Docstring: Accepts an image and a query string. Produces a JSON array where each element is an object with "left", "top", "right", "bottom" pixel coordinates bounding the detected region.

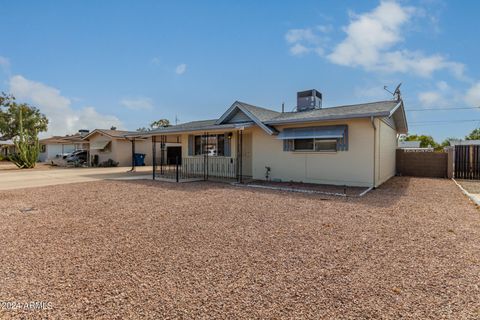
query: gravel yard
[{"left": 0, "top": 177, "right": 479, "bottom": 319}]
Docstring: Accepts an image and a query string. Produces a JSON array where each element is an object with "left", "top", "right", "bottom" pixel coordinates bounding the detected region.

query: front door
[{"left": 166, "top": 146, "right": 182, "bottom": 165}]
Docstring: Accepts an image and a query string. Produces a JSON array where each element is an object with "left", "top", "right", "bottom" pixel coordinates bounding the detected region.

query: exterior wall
[
  {"left": 134, "top": 139, "right": 153, "bottom": 166},
  {"left": 376, "top": 118, "right": 397, "bottom": 186},
  {"left": 88, "top": 132, "right": 152, "bottom": 167},
  {"left": 251, "top": 119, "right": 376, "bottom": 187},
  {"left": 89, "top": 133, "right": 115, "bottom": 166},
  {"left": 39, "top": 144, "right": 77, "bottom": 162},
  {"left": 111, "top": 139, "right": 134, "bottom": 167}
]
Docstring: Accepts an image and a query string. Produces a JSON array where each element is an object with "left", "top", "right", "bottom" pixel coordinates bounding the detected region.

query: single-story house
[
  {"left": 0, "top": 140, "right": 14, "bottom": 158},
  {"left": 132, "top": 89, "right": 408, "bottom": 187},
  {"left": 83, "top": 129, "right": 152, "bottom": 167},
  {"left": 398, "top": 140, "right": 421, "bottom": 148},
  {"left": 448, "top": 139, "right": 480, "bottom": 146},
  {"left": 39, "top": 130, "right": 90, "bottom": 162}
]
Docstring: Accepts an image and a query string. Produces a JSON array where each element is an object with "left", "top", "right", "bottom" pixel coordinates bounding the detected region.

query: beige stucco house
[
  {"left": 131, "top": 89, "right": 408, "bottom": 187},
  {"left": 38, "top": 130, "right": 90, "bottom": 162},
  {"left": 83, "top": 129, "right": 152, "bottom": 167}
]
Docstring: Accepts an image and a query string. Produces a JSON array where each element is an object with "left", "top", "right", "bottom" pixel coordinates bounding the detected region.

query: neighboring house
[
  {"left": 39, "top": 130, "right": 90, "bottom": 162},
  {"left": 133, "top": 89, "right": 408, "bottom": 187},
  {"left": 397, "top": 140, "right": 434, "bottom": 152},
  {"left": 0, "top": 140, "right": 14, "bottom": 158},
  {"left": 448, "top": 139, "right": 480, "bottom": 146},
  {"left": 83, "top": 129, "right": 152, "bottom": 167},
  {"left": 398, "top": 140, "right": 421, "bottom": 148}
]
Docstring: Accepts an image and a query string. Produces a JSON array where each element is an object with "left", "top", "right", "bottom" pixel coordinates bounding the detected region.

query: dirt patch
[
  {"left": 0, "top": 161, "right": 54, "bottom": 171},
  {"left": 0, "top": 177, "right": 479, "bottom": 319}
]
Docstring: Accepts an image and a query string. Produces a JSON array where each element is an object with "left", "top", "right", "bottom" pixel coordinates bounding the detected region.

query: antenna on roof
[
  {"left": 281, "top": 102, "right": 285, "bottom": 113},
  {"left": 175, "top": 114, "right": 179, "bottom": 125},
  {"left": 384, "top": 83, "right": 402, "bottom": 101}
]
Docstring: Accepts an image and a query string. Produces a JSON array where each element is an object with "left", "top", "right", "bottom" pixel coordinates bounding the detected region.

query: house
[
  {"left": 398, "top": 140, "right": 421, "bottom": 148},
  {"left": 83, "top": 129, "right": 152, "bottom": 167},
  {"left": 448, "top": 139, "right": 480, "bottom": 146},
  {"left": 39, "top": 130, "right": 90, "bottom": 162},
  {"left": 397, "top": 140, "right": 434, "bottom": 152},
  {"left": 133, "top": 89, "right": 408, "bottom": 187},
  {"left": 0, "top": 140, "right": 14, "bottom": 158}
]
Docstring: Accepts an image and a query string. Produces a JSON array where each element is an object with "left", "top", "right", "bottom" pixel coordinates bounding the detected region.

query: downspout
[{"left": 370, "top": 116, "right": 376, "bottom": 189}]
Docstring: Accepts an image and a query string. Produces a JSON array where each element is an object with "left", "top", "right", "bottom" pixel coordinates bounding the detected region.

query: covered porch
[{"left": 131, "top": 125, "right": 253, "bottom": 183}]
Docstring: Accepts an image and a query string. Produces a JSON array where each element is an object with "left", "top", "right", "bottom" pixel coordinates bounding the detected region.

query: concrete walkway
[{"left": 0, "top": 166, "right": 153, "bottom": 191}]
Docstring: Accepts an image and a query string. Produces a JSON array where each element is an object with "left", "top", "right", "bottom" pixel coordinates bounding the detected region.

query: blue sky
[{"left": 0, "top": 0, "right": 479, "bottom": 141}]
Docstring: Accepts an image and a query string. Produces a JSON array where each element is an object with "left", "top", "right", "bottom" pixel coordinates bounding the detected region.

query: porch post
[
  {"left": 239, "top": 129, "right": 243, "bottom": 183},
  {"left": 204, "top": 131, "right": 209, "bottom": 181},
  {"left": 152, "top": 136, "right": 156, "bottom": 180},
  {"left": 131, "top": 138, "right": 136, "bottom": 172},
  {"left": 160, "top": 135, "right": 164, "bottom": 175}
]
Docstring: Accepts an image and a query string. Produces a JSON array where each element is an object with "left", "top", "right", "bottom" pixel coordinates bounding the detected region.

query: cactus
[{"left": 8, "top": 109, "right": 40, "bottom": 169}]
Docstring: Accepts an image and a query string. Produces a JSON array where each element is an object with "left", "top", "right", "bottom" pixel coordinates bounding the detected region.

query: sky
[{"left": 0, "top": 0, "right": 479, "bottom": 141}]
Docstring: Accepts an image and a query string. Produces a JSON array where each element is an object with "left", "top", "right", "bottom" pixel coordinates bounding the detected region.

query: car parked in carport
[{"left": 50, "top": 150, "right": 88, "bottom": 166}]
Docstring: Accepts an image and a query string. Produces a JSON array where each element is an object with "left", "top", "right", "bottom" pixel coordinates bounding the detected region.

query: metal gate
[
  {"left": 152, "top": 135, "right": 239, "bottom": 182},
  {"left": 455, "top": 145, "right": 480, "bottom": 179}
]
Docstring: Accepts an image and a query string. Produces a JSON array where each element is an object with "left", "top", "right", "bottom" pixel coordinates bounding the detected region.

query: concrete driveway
[{"left": 0, "top": 166, "right": 153, "bottom": 190}]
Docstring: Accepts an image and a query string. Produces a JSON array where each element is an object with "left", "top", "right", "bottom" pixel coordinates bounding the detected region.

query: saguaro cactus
[{"left": 9, "top": 109, "right": 40, "bottom": 169}]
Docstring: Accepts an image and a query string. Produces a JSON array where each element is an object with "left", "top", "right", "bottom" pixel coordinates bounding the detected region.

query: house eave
[{"left": 264, "top": 112, "right": 392, "bottom": 126}]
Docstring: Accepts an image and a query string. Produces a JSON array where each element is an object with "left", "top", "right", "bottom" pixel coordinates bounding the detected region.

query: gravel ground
[
  {"left": 456, "top": 179, "right": 480, "bottom": 194},
  {"left": 0, "top": 177, "right": 479, "bottom": 319},
  {"left": 0, "top": 161, "right": 53, "bottom": 171},
  {"left": 242, "top": 180, "right": 368, "bottom": 196}
]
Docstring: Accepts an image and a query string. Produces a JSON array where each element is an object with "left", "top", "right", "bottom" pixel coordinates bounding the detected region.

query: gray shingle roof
[
  {"left": 264, "top": 100, "right": 399, "bottom": 124},
  {"left": 235, "top": 101, "right": 281, "bottom": 122},
  {"left": 129, "top": 99, "right": 406, "bottom": 137}
]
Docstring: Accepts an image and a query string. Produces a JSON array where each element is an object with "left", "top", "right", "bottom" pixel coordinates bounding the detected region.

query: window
[
  {"left": 294, "top": 139, "right": 314, "bottom": 151},
  {"left": 314, "top": 139, "right": 337, "bottom": 151},
  {"left": 293, "top": 138, "right": 337, "bottom": 152},
  {"left": 194, "top": 134, "right": 225, "bottom": 156}
]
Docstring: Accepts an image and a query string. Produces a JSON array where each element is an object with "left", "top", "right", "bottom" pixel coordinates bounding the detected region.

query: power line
[
  {"left": 409, "top": 119, "right": 480, "bottom": 126},
  {"left": 406, "top": 107, "right": 480, "bottom": 111},
  {"left": 410, "top": 119, "right": 480, "bottom": 123}
]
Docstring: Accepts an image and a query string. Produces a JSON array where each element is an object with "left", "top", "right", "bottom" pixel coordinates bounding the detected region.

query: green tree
[
  {"left": 440, "top": 137, "right": 458, "bottom": 147},
  {"left": 150, "top": 119, "right": 170, "bottom": 129},
  {"left": 403, "top": 134, "right": 438, "bottom": 148},
  {"left": 136, "top": 119, "right": 170, "bottom": 132},
  {"left": 465, "top": 128, "right": 480, "bottom": 140},
  {"left": 0, "top": 92, "right": 48, "bottom": 140}
]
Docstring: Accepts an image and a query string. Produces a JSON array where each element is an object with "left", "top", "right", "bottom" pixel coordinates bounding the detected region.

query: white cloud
[
  {"left": 418, "top": 91, "right": 444, "bottom": 107},
  {"left": 465, "top": 82, "right": 480, "bottom": 107},
  {"left": 120, "top": 97, "right": 154, "bottom": 110},
  {"left": 0, "top": 56, "right": 10, "bottom": 72},
  {"left": 9, "top": 75, "right": 122, "bottom": 137},
  {"left": 289, "top": 43, "right": 310, "bottom": 56},
  {"left": 151, "top": 57, "right": 161, "bottom": 65},
  {"left": 417, "top": 81, "right": 462, "bottom": 108},
  {"left": 285, "top": 26, "right": 330, "bottom": 56},
  {"left": 175, "top": 63, "right": 187, "bottom": 75},
  {"left": 314, "top": 1, "right": 465, "bottom": 78}
]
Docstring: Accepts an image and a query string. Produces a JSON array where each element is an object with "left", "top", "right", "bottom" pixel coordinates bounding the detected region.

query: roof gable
[{"left": 216, "top": 101, "right": 278, "bottom": 135}]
